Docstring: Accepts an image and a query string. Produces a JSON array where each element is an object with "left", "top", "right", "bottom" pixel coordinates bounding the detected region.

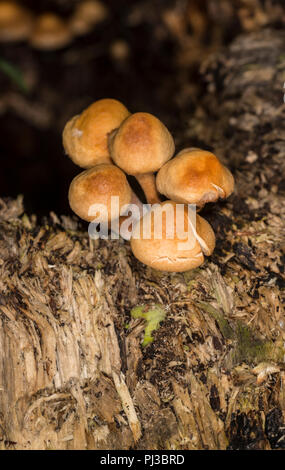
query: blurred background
[{"left": 0, "top": 0, "right": 284, "bottom": 215}]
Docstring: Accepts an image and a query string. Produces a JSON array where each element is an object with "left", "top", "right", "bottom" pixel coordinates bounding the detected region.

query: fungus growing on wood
[
  {"left": 109, "top": 112, "right": 175, "bottom": 204},
  {"left": 156, "top": 148, "right": 234, "bottom": 208},
  {"left": 63, "top": 98, "right": 130, "bottom": 169},
  {"left": 130, "top": 200, "right": 215, "bottom": 272},
  {"left": 62, "top": 100, "right": 237, "bottom": 273},
  {"left": 68, "top": 163, "right": 133, "bottom": 224}
]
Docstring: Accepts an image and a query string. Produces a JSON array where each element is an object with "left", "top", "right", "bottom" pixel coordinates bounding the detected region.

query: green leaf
[
  {"left": 0, "top": 58, "right": 29, "bottom": 94},
  {"left": 131, "top": 304, "right": 166, "bottom": 347}
]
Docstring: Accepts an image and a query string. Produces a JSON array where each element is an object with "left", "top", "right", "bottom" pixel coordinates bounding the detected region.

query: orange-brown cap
[
  {"left": 68, "top": 163, "right": 132, "bottom": 223},
  {"left": 156, "top": 148, "right": 234, "bottom": 207},
  {"left": 29, "top": 13, "right": 72, "bottom": 50},
  {"left": 63, "top": 98, "right": 130, "bottom": 169},
  {"left": 0, "top": 1, "right": 33, "bottom": 42},
  {"left": 69, "top": 0, "right": 108, "bottom": 36},
  {"left": 130, "top": 201, "right": 215, "bottom": 272},
  {"left": 109, "top": 112, "right": 175, "bottom": 176}
]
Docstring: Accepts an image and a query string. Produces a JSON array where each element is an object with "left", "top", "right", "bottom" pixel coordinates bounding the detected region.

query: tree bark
[{"left": 0, "top": 28, "right": 285, "bottom": 450}]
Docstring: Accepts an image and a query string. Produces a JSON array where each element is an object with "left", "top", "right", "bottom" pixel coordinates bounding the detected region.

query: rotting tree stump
[{"left": 0, "top": 29, "right": 285, "bottom": 450}]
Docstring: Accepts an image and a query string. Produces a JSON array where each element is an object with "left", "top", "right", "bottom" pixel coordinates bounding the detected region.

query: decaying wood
[{"left": 0, "top": 28, "right": 285, "bottom": 450}]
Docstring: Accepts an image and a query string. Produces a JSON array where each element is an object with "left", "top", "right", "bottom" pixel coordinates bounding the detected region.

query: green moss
[
  {"left": 198, "top": 301, "right": 285, "bottom": 365},
  {"left": 232, "top": 322, "right": 285, "bottom": 364},
  {"left": 131, "top": 304, "right": 166, "bottom": 347},
  {"left": 198, "top": 301, "right": 235, "bottom": 340},
  {"left": 278, "top": 54, "right": 285, "bottom": 62},
  {"left": 183, "top": 268, "right": 200, "bottom": 284},
  {"left": 242, "top": 63, "right": 262, "bottom": 71}
]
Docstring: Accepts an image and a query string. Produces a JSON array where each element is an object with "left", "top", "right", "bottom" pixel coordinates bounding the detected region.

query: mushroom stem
[
  {"left": 118, "top": 191, "right": 143, "bottom": 227},
  {"left": 135, "top": 173, "right": 162, "bottom": 205},
  {"left": 115, "top": 192, "right": 143, "bottom": 240},
  {"left": 129, "top": 191, "right": 144, "bottom": 215}
]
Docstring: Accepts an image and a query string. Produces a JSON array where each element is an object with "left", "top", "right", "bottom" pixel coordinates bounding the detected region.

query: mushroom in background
[
  {"left": 69, "top": 0, "right": 108, "bottom": 36},
  {"left": 109, "top": 112, "right": 175, "bottom": 204},
  {"left": 156, "top": 148, "right": 234, "bottom": 209},
  {"left": 63, "top": 99, "right": 130, "bottom": 169},
  {"left": 110, "top": 39, "right": 130, "bottom": 63},
  {"left": 0, "top": 1, "right": 33, "bottom": 42},
  {"left": 130, "top": 200, "right": 215, "bottom": 272},
  {"left": 29, "top": 12, "right": 72, "bottom": 50}
]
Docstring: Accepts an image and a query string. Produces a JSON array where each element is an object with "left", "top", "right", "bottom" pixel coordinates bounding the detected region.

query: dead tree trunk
[{"left": 0, "top": 28, "right": 284, "bottom": 450}]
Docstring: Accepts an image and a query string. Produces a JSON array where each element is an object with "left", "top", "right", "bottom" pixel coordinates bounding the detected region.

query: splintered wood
[{"left": 0, "top": 28, "right": 285, "bottom": 450}]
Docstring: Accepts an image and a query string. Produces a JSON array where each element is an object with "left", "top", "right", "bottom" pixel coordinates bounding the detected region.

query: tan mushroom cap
[
  {"left": 109, "top": 112, "right": 175, "bottom": 175},
  {"left": 29, "top": 13, "right": 72, "bottom": 50},
  {"left": 68, "top": 163, "right": 132, "bottom": 223},
  {"left": 156, "top": 148, "right": 234, "bottom": 207},
  {"left": 130, "top": 201, "right": 215, "bottom": 272},
  {"left": 110, "top": 39, "right": 130, "bottom": 62},
  {"left": 69, "top": 0, "right": 108, "bottom": 36},
  {"left": 63, "top": 98, "right": 130, "bottom": 169},
  {"left": 0, "top": 1, "right": 33, "bottom": 42}
]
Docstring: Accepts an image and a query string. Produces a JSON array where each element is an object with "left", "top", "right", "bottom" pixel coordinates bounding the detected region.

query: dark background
[{"left": 0, "top": 0, "right": 282, "bottom": 215}]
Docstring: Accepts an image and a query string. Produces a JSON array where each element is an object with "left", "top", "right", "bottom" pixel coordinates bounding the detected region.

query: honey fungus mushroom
[
  {"left": 29, "top": 13, "right": 72, "bottom": 50},
  {"left": 156, "top": 148, "right": 234, "bottom": 208},
  {"left": 0, "top": 1, "right": 33, "bottom": 42},
  {"left": 69, "top": 0, "right": 108, "bottom": 36},
  {"left": 63, "top": 99, "right": 130, "bottom": 169},
  {"left": 130, "top": 201, "right": 215, "bottom": 272},
  {"left": 109, "top": 112, "right": 175, "bottom": 204},
  {"left": 68, "top": 163, "right": 142, "bottom": 227}
]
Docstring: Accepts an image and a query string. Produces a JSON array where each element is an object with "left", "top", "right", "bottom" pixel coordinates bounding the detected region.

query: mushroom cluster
[
  {"left": 0, "top": 0, "right": 107, "bottom": 49},
  {"left": 63, "top": 98, "right": 234, "bottom": 273}
]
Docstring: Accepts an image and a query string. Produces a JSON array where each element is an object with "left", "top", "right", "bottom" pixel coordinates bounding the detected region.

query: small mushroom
[
  {"left": 109, "top": 112, "right": 175, "bottom": 204},
  {"left": 0, "top": 1, "right": 33, "bottom": 42},
  {"left": 110, "top": 39, "right": 130, "bottom": 62},
  {"left": 69, "top": 0, "right": 108, "bottom": 36},
  {"left": 68, "top": 163, "right": 139, "bottom": 225},
  {"left": 63, "top": 98, "right": 130, "bottom": 169},
  {"left": 130, "top": 200, "right": 215, "bottom": 272},
  {"left": 156, "top": 148, "right": 234, "bottom": 208},
  {"left": 29, "top": 13, "right": 72, "bottom": 50}
]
